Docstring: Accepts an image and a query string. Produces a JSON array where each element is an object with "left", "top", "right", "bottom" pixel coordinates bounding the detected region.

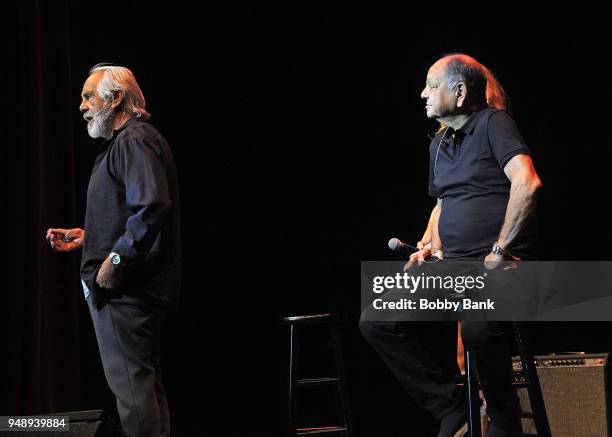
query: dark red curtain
[{"left": 4, "top": 0, "right": 83, "bottom": 414}]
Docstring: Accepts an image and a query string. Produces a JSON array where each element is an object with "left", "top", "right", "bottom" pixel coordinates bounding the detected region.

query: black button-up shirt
[
  {"left": 80, "top": 117, "right": 182, "bottom": 307},
  {"left": 428, "top": 107, "right": 537, "bottom": 258}
]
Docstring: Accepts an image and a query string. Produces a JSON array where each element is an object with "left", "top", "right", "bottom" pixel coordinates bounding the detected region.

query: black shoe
[{"left": 437, "top": 405, "right": 468, "bottom": 437}]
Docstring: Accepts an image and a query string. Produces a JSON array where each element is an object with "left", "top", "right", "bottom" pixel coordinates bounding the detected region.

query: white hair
[{"left": 89, "top": 63, "right": 151, "bottom": 120}]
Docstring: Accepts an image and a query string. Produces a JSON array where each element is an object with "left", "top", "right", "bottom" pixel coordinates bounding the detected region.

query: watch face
[
  {"left": 111, "top": 254, "right": 121, "bottom": 265},
  {"left": 492, "top": 244, "right": 504, "bottom": 255}
]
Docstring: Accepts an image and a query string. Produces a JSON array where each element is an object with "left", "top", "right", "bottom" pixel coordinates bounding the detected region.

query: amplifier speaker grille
[{"left": 513, "top": 354, "right": 611, "bottom": 437}]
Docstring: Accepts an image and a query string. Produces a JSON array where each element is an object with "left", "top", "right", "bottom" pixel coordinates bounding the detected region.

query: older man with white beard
[{"left": 46, "top": 64, "right": 181, "bottom": 437}]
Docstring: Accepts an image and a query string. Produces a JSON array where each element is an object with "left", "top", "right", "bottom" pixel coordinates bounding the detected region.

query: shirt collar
[
  {"left": 440, "top": 106, "right": 489, "bottom": 145},
  {"left": 112, "top": 116, "right": 140, "bottom": 136},
  {"left": 98, "top": 116, "right": 141, "bottom": 150},
  {"left": 456, "top": 106, "right": 489, "bottom": 135}
]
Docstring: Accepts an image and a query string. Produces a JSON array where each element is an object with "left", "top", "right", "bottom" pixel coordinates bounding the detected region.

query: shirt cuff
[{"left": 112, "top": 236, "right": 139, "bottom": 262}]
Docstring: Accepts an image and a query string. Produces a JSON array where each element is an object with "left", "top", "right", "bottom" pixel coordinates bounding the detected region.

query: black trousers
[
  {"left": 87, "top": 291, "right": 171, "bottom": 437},
  {"left": 359, "top": 318, "right": 520, "bottom": 428}
]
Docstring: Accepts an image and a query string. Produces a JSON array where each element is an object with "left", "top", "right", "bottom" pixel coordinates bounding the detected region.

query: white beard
[{"left": 86, "top": 104, "right": 115, "bottom": 139}]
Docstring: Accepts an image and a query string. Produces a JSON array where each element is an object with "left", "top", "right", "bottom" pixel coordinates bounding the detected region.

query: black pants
[
  {"left": 87, "top": 292, "right": 171, "bottom": 437},
  {"left": 359, "top": 318, "right": 519, "bottom": 427}
]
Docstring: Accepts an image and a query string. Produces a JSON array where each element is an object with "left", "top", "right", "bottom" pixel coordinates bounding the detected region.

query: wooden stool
[{"left": 279, "top": 314, "right": 355, "bottom": 436}]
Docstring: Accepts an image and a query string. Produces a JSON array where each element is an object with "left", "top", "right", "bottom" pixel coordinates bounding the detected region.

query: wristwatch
[
  {"left": 491, "top": 242, "right": 506, "bottom": 256},
  {"left": 109, "top": 252, "right": 121, "bottom": 266}
]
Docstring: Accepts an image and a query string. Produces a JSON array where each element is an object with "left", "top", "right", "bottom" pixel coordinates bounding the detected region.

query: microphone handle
[{"left": 401, "top": 242, "right": 419, "bottom": 253}]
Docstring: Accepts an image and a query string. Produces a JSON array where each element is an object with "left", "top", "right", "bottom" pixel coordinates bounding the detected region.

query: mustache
[{"left": 83, "top": 105, "right": 113, "bottom": 122}]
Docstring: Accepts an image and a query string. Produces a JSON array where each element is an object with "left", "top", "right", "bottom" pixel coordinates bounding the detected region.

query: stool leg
[
  {"left": 513, "top": 324, "right": 551, "bottom": 437},
  {"left": 288, "top": 325, "right": 300, "bottom": 437},
  {"left": 464, "top": 349, "right": 482, "bottom": 437},
  {"left": 330, "top": 324, "right": 355, "bottom": 436}
]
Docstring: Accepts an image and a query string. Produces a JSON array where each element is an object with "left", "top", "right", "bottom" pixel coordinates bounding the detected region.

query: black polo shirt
[
  {"left": 80, "top": 117, "right": 182, "bottom": 307},
  {"left": 428, "top": 107, "right": 537, "bottom": 258}
]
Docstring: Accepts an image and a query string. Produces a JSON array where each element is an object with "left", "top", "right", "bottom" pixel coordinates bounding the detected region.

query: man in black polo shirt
[
  {"left": 46, "top": 64, "right": 180, "bottom": 437},
  {"left": 360, "top": 54, "right": 541, "bottom": 437}
]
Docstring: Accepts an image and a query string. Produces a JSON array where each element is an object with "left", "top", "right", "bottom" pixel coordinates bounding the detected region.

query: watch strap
[{"left": 491, "top": 242, "right": 506, "bottom": 256}]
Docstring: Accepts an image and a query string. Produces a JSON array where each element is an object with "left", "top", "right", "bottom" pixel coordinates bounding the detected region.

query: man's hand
[
  {"left": 484, "top": 252, "right": 504, "bottom": 270},
  {"left": 46, "top": 228, "right": 84, "bottom": 252},
  {"left": 95, "top": 256, "right": 124, "bottom": 291},
  {"left": 416, "top": 239, "right": 429, "bottom": 250},
  {"left": 484, "top": 252, "right": 521, "bottom": 270},
  {"left": 403, "top": 243, "right": 444, "bottom": 271}
]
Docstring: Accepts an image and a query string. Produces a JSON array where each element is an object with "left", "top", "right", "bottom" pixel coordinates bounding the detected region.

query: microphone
[{"left": 388, "top": 237, "right": 418, "bottom": 255}]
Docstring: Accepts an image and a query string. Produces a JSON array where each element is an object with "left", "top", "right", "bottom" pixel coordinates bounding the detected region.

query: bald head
[
  {"left": 421, "top": 53, "right": 507, "bottom": 123},
  {"left": 438, "top": 54, "right": 506, "bottom": 109},
  {"left": 438, "top": 54, "right": 488, "bottom": 104}
]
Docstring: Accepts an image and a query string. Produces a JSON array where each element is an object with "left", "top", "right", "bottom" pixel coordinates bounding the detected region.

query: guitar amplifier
[{"left": 512, "top": 353, "right": 612, "bottom": 437}]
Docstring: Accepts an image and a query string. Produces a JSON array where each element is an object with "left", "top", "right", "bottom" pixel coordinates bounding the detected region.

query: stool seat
[{"left": 279, "top": 314, "right": 338, "bottom": 325}]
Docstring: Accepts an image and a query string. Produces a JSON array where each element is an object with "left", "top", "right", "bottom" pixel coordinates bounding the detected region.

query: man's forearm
[
  {"left": 405, "top": 200, "right": 442, "bottom": 269},
  {"left": 496, "top": 179, "right": 540, "bottom": 250},
  {"left": 420, "top": 201, "right": 441, "bottom": 246},
  {"left": 431, "top": 200, "right": 443, "bottom": 252}
]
